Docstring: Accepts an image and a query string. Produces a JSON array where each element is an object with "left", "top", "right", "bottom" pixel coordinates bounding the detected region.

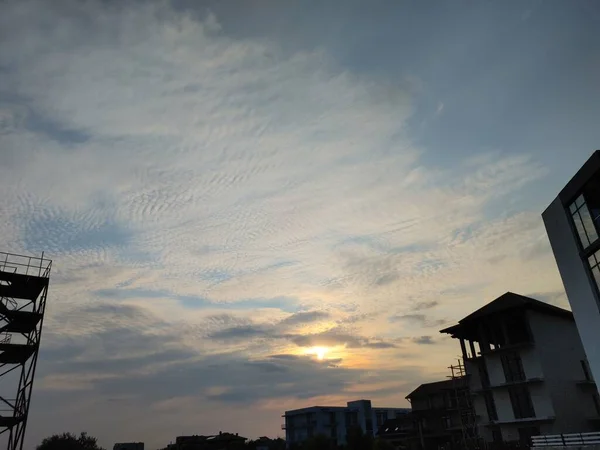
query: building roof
[
  {"left": 405, "top": 378, "right": 467, "bottom": 400},
  {"left": 556, "top": 150, "right": 600, "bottom": 206},
  {"left": 439, "top": 292, "right": 573, "bottom": 337}
]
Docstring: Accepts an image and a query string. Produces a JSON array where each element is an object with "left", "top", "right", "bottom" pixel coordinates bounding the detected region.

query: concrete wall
[
  {"left": 543, "top": 197, "right": 600, "bottom": 389},
  {"left": 528, "top": 309, "right": 598, "bottom": 433}
]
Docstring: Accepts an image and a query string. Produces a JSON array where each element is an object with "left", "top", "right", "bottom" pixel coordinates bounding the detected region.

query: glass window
[
  {"left": 501, "top": 352, "right": 526, "bottom": 383},
  {"left": 588, "top": 249, "right": 600, "bottom": 292},
  {"left": 570, "top": 194, "right": 599, "bottom": 249},
  {"left": 508, "top": 385, "right": 535, "bottom": 419},
  {"left": 483, "top": 391, "right": 498, "bottom": 421}
]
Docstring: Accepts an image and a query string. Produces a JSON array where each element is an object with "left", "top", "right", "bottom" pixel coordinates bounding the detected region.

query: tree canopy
[{"left": 36, "top": 432, "right": 105, "bottom": 450}]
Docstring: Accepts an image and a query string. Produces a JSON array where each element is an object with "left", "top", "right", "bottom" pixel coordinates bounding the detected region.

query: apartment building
[
  {"left": 543, "top": 150, "right": 600, "bottom": 389},
  {"left": 282, "top": 399, "right": 410, "bottom": 447},
  {"left": 440, "top": 292, "right": 600, "bottom": 446}
]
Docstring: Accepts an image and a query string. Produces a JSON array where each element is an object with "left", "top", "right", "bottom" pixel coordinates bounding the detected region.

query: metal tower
[{"left": 0, "top": 252, "right": 51, "bottom": 450}]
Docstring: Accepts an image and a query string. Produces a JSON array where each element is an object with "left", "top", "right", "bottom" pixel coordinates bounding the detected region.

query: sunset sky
[{"left": 1, "top": 0, "right": 600, "bottom": 448}]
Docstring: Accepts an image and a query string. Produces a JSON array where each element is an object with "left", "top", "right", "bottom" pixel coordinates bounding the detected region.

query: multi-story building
[
  {"left": 407, "top": 378, "right": 474, "bottom": 449},
  {"left": 440, "top": 292, "right": 600, "bottom": 446},
  {"left": 282, "top": 399, "right": 409, "bottom": 447},
  {"left": 378, "top": 378, "right": 473, "bottom": 450},
  {"left": 543, "top": 150, "right": 600, "bottom": 391}
]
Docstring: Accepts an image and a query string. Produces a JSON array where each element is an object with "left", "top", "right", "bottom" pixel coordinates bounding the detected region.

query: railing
[
  {"left": 532, "top": 432, "right": 600, "bottom": 447},
  {"left": 0, "top": 252, "right": 52, "bottom": 278}
]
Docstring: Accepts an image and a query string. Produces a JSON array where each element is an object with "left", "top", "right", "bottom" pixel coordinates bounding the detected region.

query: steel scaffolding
[
  {"left": 448, "top": 359, "right": 479, "bottom": 449},
  {"left": 0, "top": 252, "right": 51, "bottom": 450}
]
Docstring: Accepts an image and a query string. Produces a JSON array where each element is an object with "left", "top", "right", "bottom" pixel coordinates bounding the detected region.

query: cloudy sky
[{"left": 1, "top": 0, "right": 600, "bottom": 448}]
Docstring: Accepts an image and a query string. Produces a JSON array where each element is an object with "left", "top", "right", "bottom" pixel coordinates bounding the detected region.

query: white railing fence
[{"left": 532, "top": 432, "right": 600, "bottom": 447}]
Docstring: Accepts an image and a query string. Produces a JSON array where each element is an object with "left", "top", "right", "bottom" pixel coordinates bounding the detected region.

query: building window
[
  {"left": 570, "top": 194, "right": 599, "bottom": 249},
  {"left": 376, "top": 412, "right": 387, "bottom": 426},
  {"left": 581, "top": 359, "right": 593, "bottom": 382},
  {"left": 508, "top": 385, "right": 535, "bottom": 419},
  {"left": 593, "top": 394, "right": 600, "bottom": 416},
  {"left": 518, "top": 427, "right": 540, "bottom": 446},
  {"left": 588, "top": 250, "right": 600, "bottom": 292},
  {"left": 483, "top": 391, "right": 498, "bottom": 421},
  {"left": 442, "top": 416, "right": 452, "bottom": 429},
  {"left": 501, "top": 352, "right": 526, "bottom": 383},
  {"left": 345, "top": 412, "right": 358, "bottom": 427},
  {"left": 491, "top": 427, "right": 503, "bottom": 443},
  {"left": 478, "top": 361, "right": 491, "bottom": 388}
]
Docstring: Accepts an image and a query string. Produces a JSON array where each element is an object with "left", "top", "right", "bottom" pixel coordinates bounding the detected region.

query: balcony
[
  {"left": 479, "top": 341, "right": 534, "bottom": 357},
  {"left": 473, "top": 377, "right": 543, "bottom": 393},
  {"left": 483, "top": 415, "right": 555, "bottom": 426}
]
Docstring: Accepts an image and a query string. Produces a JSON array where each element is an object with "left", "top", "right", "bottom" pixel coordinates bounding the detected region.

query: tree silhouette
[
  {"left": 346, "top": 427, "right": 372, "bottom": 450},
  {"left": 373, "top": 438, "right": 396, "bottom": 450},
  {"left": 37, "top": 432, "right": 105, "bottom": 450},
  {"left": 301, "top": 434, "right": 333, "bottom": 450}
]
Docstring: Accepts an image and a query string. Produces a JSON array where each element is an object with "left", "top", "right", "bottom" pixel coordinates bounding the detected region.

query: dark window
[
  {"left": 366, "top": 418, "right": 373, "bottom": 435},
  {"left": 491, "top": 427, "right": 503, "bottom": 443},
  {"left": 483, "top": 391, "right": 498, "bottom": 421},
  {"left": 442, "top": 416, "right": 452, "bottom": 429},
  {"left": 479, "top": 361, "right": 491, "bottom": 388},
  {"left": 345, "top": 412, "right": 358, "bottom": 427},
  {"left": 570, "top": 194, "right": 599, "bottom": 248},
  {"left": 501, "top": 352, "right": 526, "bottom": 383},
  {"left": 593, "top": 394, "right": 600, "bottom": 416},
  {"left": 376, "top": 412, "right": 387, "bottom": 426},
  {"left": 509, "top": 386, "right": 535, "bottom": 419},
  {"left": 518, "top": 427, "right": 540, "bottom": 446},
  {"left": 582, "top": 360, "right": 593, "bottom": 382}
]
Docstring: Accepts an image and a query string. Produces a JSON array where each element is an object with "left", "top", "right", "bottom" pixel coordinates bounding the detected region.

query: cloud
[
  {"left": 389, "top": 314, "right": 446, "bottom": 328},
  {"left": 0, "top": 0, "right": 571, "bottom": 447},
  {"left": 209, "top": 324, "right": 272, "bottom": 341},
  {"left": 280, "top": 310, "right": 331, "bottom": 326},
  {"left": 412, "top": 301, "right": 439, "bottom": 311},
  {"left": 412, "top": 336, "right": 435, "bottom": 345}
]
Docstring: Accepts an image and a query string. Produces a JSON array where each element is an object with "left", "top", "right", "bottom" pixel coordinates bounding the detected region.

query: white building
[
  {"left": 543, "top": 150, "right": 600, "bottom": 393},
  {"left": 282, "top": 399, "right": 409, "bottom": 447},
  {"left": 441, "top": 292, "right": 600, "bottom": 446}
]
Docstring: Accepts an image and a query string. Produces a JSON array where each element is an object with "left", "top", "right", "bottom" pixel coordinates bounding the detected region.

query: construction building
[
  {"left": 378, "top": 375, "right": 474, "bottom": 450},
  {"left": 0, "top": 252, "right": 52, "bottom": 450},
  {"left": 543, "top": 150, "right": 600, "bottom": 392},
  {"left": 282, "top": 399, "right": 410, "bottom": 447},
  {"left": 440, "top": 292, "right": 600, "bottom": 446}
]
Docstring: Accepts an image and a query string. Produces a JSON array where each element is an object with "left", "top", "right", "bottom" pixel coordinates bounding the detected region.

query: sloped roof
[
  {"left": 405, "top": 378, "right": 467, "bottom": 399},
  {"left": 440, "top": 292, "right": 572, "bottom": 336}
]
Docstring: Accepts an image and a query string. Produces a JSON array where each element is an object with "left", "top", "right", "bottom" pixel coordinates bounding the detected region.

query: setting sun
[{"left": 307, "top": 346, "right": 328, "bottom": 360}]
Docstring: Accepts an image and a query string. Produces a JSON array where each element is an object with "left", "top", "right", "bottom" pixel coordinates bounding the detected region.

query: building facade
[
  {"left": 378, "top": 378, "right": 474, "bottom": 450},
  {"left": 283, "top": 399, "right": 410, "bottom": 447},
  {"left": 441, "top": 293, "right": 600, "bottom": 446},
  {"left": 543, "top": 150, "right": 600, "bottom": 391}
]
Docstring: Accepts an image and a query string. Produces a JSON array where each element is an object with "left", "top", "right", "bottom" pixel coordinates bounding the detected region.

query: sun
[{"left": 307, "top": 346, "right": 328, "bottom": 360}]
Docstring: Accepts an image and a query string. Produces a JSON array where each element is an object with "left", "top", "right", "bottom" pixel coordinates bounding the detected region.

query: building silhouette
[
  {"left": 543, "top": 150, "right": 600, "bottom": 394},
  {"left": 282, "top": 399, "right": 409, "bottom": 447}
]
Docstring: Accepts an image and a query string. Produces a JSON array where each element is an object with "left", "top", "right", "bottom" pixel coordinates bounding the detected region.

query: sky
[{"left": 1, "top": 0, "right": 600, "bottom": 448}]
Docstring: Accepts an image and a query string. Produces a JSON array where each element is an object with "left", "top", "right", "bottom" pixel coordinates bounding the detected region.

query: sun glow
[{"left": 307, "top": 346, "right": 328, "bottom": 360}]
